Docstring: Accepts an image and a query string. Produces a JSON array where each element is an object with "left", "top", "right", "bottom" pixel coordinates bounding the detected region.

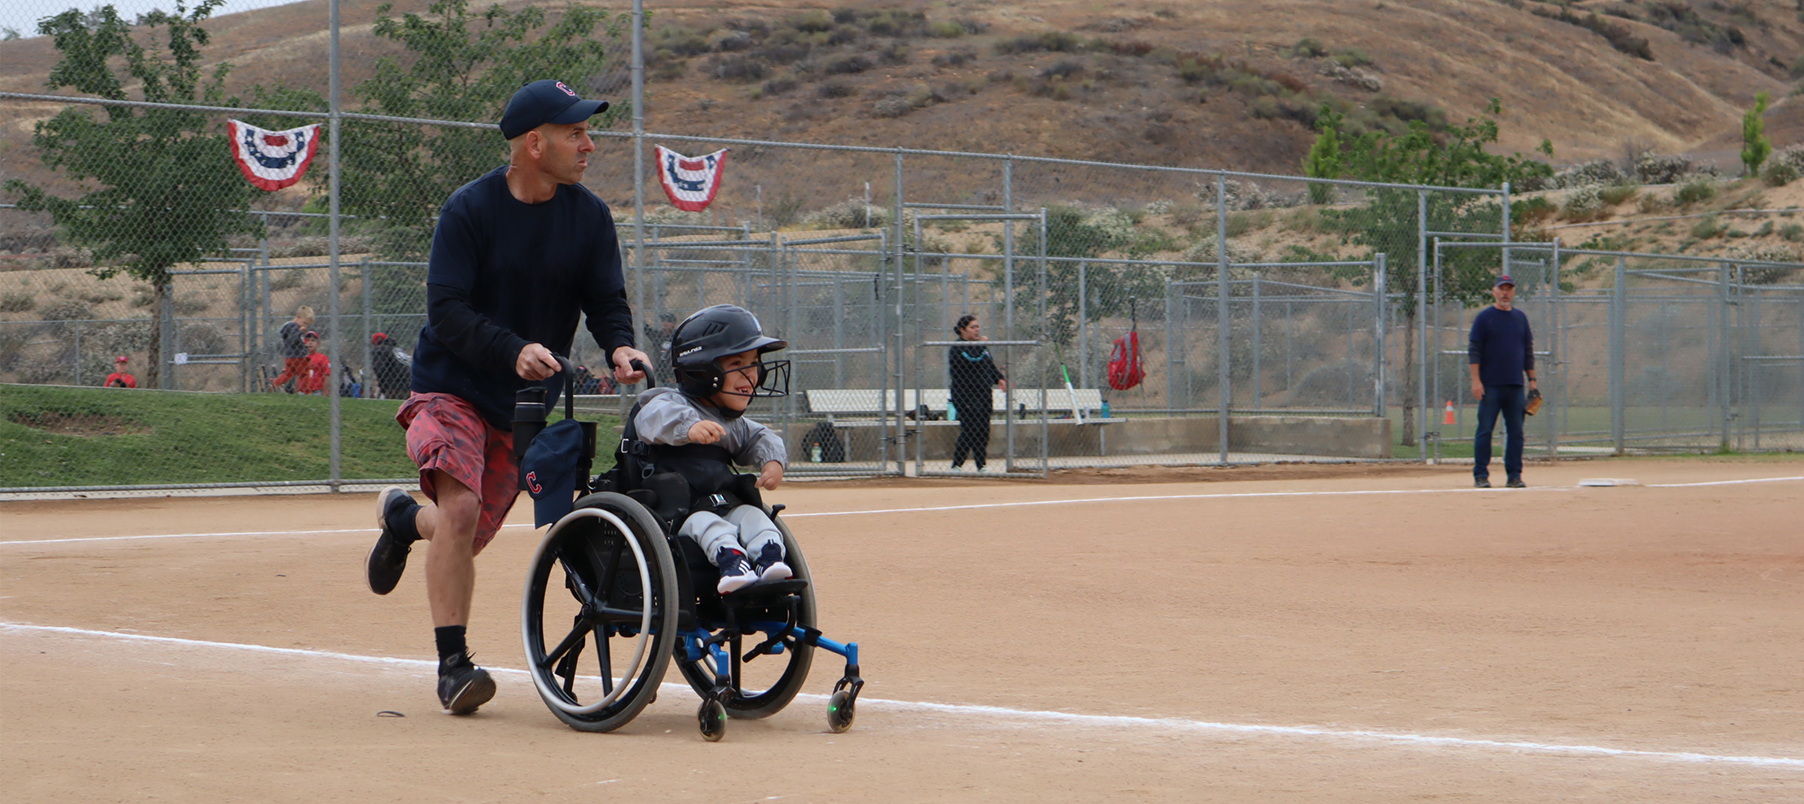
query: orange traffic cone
[{"left": 1444, "top": 400, "right": 1456, "bottom": 425}]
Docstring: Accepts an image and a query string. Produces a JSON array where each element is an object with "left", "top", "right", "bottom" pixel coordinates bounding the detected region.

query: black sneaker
[
  {"left": 715, "top": 547, "right": 756, "bottom": 594},
  {"left": 437, "top": 654, "right": 495, "bottom": 716},
  {"left": 753, "top": 542, "right": 792, "bottom": 583},
  {"left": 1474, "top": 477, "right": 1492, "bottom": 489},
  {"left": 367, "top": 486, "right": 418, "bottom": 595},
  {"left": 1506, "top": 477, "right": 1527, "bottom": 489}
]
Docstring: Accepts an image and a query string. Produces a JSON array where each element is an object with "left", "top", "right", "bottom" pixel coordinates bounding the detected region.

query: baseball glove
[{"left": 1524, "top": 388, "right": 1543, "bottom": 416}]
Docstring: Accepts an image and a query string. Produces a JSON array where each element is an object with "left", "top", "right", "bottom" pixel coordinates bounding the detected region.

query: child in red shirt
[
  {"left": 296, "top": 332, "right": 331, "bottom": 395},
  {"left": 104, "top": 355, "right": 137, "bottom": 388}
]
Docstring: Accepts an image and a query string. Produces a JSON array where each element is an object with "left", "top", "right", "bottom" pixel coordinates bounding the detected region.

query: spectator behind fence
[
  {"left": 948, "top": 313, "right": 1007, "bottom": 472},
  {"left": 296, "top": 331, "right": 330, "bottom": 395},
  {"left": 104, "top": 355, "right": 137, "bottom": 388},
  {"left": 369, "top": 332, "right": 414, "bottom": 400},
  {"left": 644, "top": 311, "right": 679, "bottom": 385},
  {"left": 271, "top": 305, "right": 316, "bottom": 392},
  {"left": 1468, "top": 275, "right": 1537, "bottom": 489}
]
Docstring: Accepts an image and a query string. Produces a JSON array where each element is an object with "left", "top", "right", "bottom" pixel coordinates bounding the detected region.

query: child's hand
[
  {"left": 688, "top": 420, "right": 726, "bottom": 444},
  {"left": 756, "top": 460, "right": 784, "bottom": 491}
]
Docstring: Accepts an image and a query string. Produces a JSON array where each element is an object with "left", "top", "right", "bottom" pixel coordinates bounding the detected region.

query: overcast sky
[{"left": 3, "top": 0, "right": 309, "bottom": 38}]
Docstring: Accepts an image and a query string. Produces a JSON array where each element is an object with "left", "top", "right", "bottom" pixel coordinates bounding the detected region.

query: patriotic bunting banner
[
  {"left": 655, "top": 145, "right": 729, "bottom": 212},
  {"left": 227, "top": 119, "right": 321, "bottom": 191}
]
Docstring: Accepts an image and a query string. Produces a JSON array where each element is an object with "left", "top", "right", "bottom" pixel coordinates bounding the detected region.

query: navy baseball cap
[
  {"left": 499, "top": 80, "right": 609, "bottom": 140},
  {"left": 1494, "top": 274, "right": 1515, "bottom": 288},
  {"left": 521, "top": 419, "right": 584, "bottom": 528}
]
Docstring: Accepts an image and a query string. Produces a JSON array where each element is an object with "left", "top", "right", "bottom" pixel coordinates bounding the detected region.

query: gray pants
[{"left": 678, "top": 504, "right": 781, "bottom": 564}]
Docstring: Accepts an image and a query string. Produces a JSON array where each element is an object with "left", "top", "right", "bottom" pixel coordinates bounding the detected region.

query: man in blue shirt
[
  {"left": 1468, "top": 274, "right": 1537, "bottom": 489},
  {"left": 361, "top": 80, "right": 651, "bottom": 715}
]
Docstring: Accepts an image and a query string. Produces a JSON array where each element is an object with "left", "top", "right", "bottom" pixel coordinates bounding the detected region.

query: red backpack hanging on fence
[{"left": 1107, "top": 300, "right": 1146, "bottom": 391}]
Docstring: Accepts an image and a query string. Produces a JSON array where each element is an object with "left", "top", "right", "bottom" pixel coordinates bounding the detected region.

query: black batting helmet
[{"left": 669, "top": 304, "right": 790, "bottom": 409}]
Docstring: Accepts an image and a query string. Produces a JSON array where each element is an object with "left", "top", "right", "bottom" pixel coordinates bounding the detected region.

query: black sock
[
  {"left": 435, "top": 625, "right": 467, "bottom": 665},
  {"left": 387, "top": 495, "right": 421, "bottom": 543}
]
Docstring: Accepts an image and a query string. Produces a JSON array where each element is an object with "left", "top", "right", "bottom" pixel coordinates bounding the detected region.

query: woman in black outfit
[{"left": 948, "top": 314, "right": 1006, "bottom": 471}]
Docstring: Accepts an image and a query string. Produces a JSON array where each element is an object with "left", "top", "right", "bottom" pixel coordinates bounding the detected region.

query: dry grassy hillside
[{"left": 1, "top": 0, "right": 1799, "bottom": 176}]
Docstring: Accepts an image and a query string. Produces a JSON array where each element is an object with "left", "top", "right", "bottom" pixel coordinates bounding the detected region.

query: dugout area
[{"left": 2, "top": 458, "right": 1802, "bottom": 802}]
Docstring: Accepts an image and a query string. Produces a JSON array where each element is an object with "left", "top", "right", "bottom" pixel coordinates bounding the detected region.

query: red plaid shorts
[{"left": 396, "top": 393, "right": 518, "bottom": 554}]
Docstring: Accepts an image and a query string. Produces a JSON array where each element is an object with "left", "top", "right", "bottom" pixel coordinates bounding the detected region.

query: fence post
[
  {"left": 1416, "top": 190, "right": 1428, "bottom": 462},
  {"left": 1373, "top": 254, "right": 1386, "bottom": 418},
  {"left": 1610, "top": 256, "right": 1626, "bottom": 455},
  {"left": 1165, "top": 279, "right": 1177, "bottom": 413},
  {"left": 1547, "top": 239, "right": 1561, "bottom": 459},
  {"left": 1039, "top": 208, "right": 1049, "bottom": 477},
  {"left": 1215, "top": 172, "right": 1230, "bottom": 464},
  {"left": 1077, "top": 260, "right": 1088, "bottom": 390},
  {"left": 891, "top": 150, "right": 906, "bottom": 473},
  {"left": 361, "top": 258, "right": 373, "bottom": 396},
  {"left": 74, "top": 322, "right": 82, "bottom": 386},
  {"left": 1718, "top": 261, "right": 1732, "bottom": 452},
  {"left": 1251, "top": 271, "right": 1262, "bottom": 410},
  {"left": 160, "top": 290, "right": 175, "bottom": 390}
]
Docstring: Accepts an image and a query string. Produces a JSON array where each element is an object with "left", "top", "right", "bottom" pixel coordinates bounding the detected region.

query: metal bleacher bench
[{"left": 805, "top": 388, "right": 1106, "bottom": 419}]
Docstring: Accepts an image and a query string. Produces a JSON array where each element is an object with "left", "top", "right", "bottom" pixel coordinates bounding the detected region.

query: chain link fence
[
  {"left": 5, "top": 4, "right": 1797, "bottom": 491},
  {"left": 1421, "top": 243, "right": 1804, "bottom": 460}
]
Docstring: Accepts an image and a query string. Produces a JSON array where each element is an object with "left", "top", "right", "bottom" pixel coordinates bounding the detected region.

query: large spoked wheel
[
  {"left": 522, "top": 492, "right": 679, "bottom": 733},
  {"left": 677, "top": 517, "right": 817, "bottom": 720}
]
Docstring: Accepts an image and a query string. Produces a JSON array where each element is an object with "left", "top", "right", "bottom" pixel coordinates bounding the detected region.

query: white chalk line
[
  {"left": 6, "top": 474, "right": 1800, "bottom": 546},
  {"left": 3, "top": 621, "right": 1799, "bottom": 770},
  {"left": 1647, "top": 475, "right": 1804, "bottom": 488}
]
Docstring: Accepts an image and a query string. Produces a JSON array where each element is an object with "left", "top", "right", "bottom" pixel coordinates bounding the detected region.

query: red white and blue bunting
[
  {"left": 654, "top": 145, "right": 728, "bottom": 212},
  {"left": 227, "top": 119, "right": 320, "bottom": 191}
]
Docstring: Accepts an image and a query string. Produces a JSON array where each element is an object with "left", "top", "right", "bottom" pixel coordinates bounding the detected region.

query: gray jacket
[{"left": 633, "top": 387, "right": 788, "bottom": 469}]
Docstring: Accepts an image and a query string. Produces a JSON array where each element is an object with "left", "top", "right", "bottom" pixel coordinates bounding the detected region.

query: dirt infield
[{"left": 4, "top": 458, "right": 1801, "bottom": 802}]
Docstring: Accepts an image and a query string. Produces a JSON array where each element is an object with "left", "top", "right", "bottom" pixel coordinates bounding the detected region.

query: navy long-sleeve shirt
[
  {"left": 412, "top": 167, "right": 635, "bottom": 430},
  {"left": 1468, "top": 305, "right": 1535, "bottom": 387}
]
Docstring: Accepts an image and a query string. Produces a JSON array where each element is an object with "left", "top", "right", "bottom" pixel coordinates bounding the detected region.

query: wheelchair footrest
[{"left": 721, "top": 579, "right": 809, "bottom": 600}]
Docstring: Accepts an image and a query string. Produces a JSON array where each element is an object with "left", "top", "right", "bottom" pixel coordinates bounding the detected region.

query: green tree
[
  {"left": 340, "top": 0, "right": 631, "bottom": 260},
  {"left": 1740, "top": 90, "right": 1771, "bottom": 177},
  {"left": 5, "top": 1, "right": 259, "bottom": 389},
  {"left": 1320, "top": 99, "right": 1553, "bottom": 446},
  {"left": 1302, "top": 106, "right": 1343, "bottom": 205}
]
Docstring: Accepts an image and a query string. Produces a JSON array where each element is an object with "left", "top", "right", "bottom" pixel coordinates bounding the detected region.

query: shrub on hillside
[
  {"left": 1598, "top": 183, "right": 1638, "bottom": 206},
  {"left": 1552, "top": 159, "right": 1624, "bottom": 189},
  {"left": 994, "top": 31, "right": 1082, "bottom": 55},
  {"left": 1764, "top": 159, "right": 1800, "bottom": 187},
  {"left": 1674, "top": 175, "right": 1718, "bottom": 205},
  {"left": 1562, "top": 186, "right": 1605, "bottom": 221},
  {"left": 1512, "top": 196, "right": 1558, "bottom": 226},
  {"left": 0, "top": 292, "right": 34, "bottom": 313},
  {"left": 1634, "top": 152, "right": 1693, "bottom": 184}
]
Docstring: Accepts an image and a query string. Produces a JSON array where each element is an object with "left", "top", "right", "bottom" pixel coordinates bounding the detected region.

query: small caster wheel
[
  {"left": 827, "top": 689, "right": 855, "bottom": 733},
  {"left": 699, "top": 699, "right": 727, "bottom": 742}
]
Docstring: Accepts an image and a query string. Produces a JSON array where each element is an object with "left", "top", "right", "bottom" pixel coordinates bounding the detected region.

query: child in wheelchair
[{"left": 628, "top": 304, "right": 794, "bottom": 595}]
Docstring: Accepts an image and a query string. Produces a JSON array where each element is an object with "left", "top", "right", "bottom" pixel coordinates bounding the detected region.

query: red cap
[
  {"left": 115, "top": 355, "right": 129, "bottom": 363},
  {"left": 371, "top": 332, "right": 388, "bottom": 345},
  {"left": 303, "top": 331, "right": 320, "bottom": 341}
]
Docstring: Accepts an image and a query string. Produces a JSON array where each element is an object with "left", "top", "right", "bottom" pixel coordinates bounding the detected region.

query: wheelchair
[{"left": 514, "top": 360, "right": 864, "bottom": 741}]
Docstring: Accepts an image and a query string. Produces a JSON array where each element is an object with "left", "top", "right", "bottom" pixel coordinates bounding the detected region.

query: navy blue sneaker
[
  {"left": 437, "top": 653, "right": 495, "bottom": 715},
  {"left": 753, "top": 542, "right": 792, "bottom": 583},
  {"left": 367, "top": 486, "right": 418, "bottom": 595},
  {"left": 715, "top": 547, "right": 756, "bottom": 594}
]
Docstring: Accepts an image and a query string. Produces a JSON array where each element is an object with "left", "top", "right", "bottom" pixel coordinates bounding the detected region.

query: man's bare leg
[{"left": 414, "top": 469, "right": 481, "bottom": 628}]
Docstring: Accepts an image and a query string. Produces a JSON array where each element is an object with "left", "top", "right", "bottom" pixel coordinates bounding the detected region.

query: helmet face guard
[{"left": 674, "top": 357, "right": 789, "bottom": 418}]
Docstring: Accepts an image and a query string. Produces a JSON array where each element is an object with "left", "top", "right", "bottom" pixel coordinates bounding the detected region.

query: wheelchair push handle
[{"left": 630, "top": 358, "right": 655, "bottom": 388}]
